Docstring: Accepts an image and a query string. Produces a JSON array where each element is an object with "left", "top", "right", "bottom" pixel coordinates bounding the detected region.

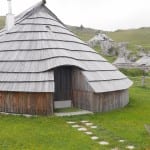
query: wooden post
[
  {"left": 141, "top": 64, "right": 146, "bottom": 87},
  {"left": 141, "top": 75, "right": 145, "bottom": 87}
]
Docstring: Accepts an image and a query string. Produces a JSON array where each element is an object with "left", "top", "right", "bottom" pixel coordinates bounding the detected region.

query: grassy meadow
[{"left": 0, "top": 76, "right": 150, "bottom": 150}]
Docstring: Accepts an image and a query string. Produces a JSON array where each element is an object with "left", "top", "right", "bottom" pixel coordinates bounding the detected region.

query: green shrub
[{"left": 119, "top": 68, "right": 148, "bottom": 77}]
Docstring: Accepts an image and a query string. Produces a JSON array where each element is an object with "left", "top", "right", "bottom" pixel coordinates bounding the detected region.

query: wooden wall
[
  {"left": 92, "top": 90, "right": 128, "bottom": 112},
  {"left": 72, "top": 68, "right": 129, "bottom": 112},
  {"left": 72, "top": 68, "right": 94, "bottom": 110},
  {"left": 0, "top": 67, "right": 129, "bottom": 115},
  {"left": 0, "top": 92, "right": 53, "bottom": 115}
]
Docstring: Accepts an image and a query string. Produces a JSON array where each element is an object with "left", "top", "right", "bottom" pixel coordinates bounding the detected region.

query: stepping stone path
[
  {"left": 126, "top": 145, "right": 135, "bottom": 149},
  {"left": 67, "top": 120, "right": 135, "bottom": 149},
  {"left": 91, "top": 136, "right": 99, "bottom": 140},
  {"left": 99, "top": 141, "right": 109, "bottom": 145}
]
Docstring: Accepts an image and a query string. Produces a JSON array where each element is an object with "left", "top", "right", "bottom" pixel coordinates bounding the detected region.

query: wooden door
[{"left": 54, "top": 66, "right": 72, "bottom": 101}]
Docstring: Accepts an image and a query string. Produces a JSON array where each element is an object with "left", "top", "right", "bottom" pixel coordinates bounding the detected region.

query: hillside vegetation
[
  {"left": 108, "top": 28, "right": 150, "bottom": 50},
  {"left": 69, "top": 26, "right": 150, "bottom": 56},
  {"left": 68, "top": 25, "right": 99, "bottom": 42}
]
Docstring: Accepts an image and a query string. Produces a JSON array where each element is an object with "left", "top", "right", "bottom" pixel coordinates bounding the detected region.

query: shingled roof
[
  {"left": 0, "top": 1, "right": 132, "bottom": 93},
  {"left": 136, "top": 55, "right": 150, "bottom": 67}
]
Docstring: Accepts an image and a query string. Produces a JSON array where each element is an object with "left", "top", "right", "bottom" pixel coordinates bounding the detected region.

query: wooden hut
[
  {"left": 0, "top": 0, "right": 132, "bottom": 115},
  {"left": 113, "top": 57, "right": 133, "bottom": 68},
  {"left": 136, "top": 54, "right": 150, "bottom": 67}
]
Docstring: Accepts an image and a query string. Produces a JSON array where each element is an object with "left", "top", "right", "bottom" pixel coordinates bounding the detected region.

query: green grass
[
  {"left": 0, "top": 77, "right": 150, "bottom": 149},
  {"left": 0, "top": 116, "right": 101, "bottom": 150},
  {"left": 102, "top": 55, "right": 117, "bottom": 63},
  {"left": 119, "top": 68, "right": 149, "bottom": 77}
]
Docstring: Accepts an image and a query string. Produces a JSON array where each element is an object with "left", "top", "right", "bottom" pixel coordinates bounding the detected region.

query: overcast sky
[{"left": 0, "top": 0, "right": 150, "bottom": 31}]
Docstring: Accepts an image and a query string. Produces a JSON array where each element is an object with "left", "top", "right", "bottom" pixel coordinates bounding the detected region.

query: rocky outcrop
[
  {"left": 88, "top": 34, "right": 131, "bottom": 57},
  {"left": 88, "top": 33, "right": 117, "bottom": 56}
]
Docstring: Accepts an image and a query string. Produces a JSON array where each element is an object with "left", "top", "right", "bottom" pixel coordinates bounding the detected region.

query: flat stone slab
[
  {"left": 99, "top": 141, "right": 109, "bottom": 145},
  {"left": 85, "top": 131, "right": 93, "bottom": 135},
  {"left": 85, "top": 123, "right": 93, "bottom": 126},
  {"left": 55, "top": 110, "right": 93, "bottom": 117},
  {"left": 119, "top": 139, "right": 125, "bottom": 143},
  {"left": 91, "top": 136, "right": 99, "bottom": 140},
  {"left": 78, "top": 128, "right": 87, "bottom": 131},
  {"left": 67, "top": 121, "right": 76, "bottom": 124},
  {"left": 126, "top": 146, "right": 135, "bottom": 149},
  {"left": 23, "top": 114, "right": 33, "bottom": 118},
  {"left": 91, "top": 126, "right": 97, "bottom": 129},
  {"left": 80, "top": 120, "right": 89, "bottom": 123},
  {"left": 0, "top": 112, "right": 34, "bottom": 117},
  {"left": 72, "top": 125, "right": 80, "bottom": 128},
  {"left": 111, "top": 148, "right": 119, "bottom": 150}
]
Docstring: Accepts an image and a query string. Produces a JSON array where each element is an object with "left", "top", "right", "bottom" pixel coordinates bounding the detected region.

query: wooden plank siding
[
  {"left": 72, "top": 68, "right": 94, "bottom": 110},
  {"left": 0, "top": 92, "right": 53, "bottom": 115},
  {"left": 92, "top": 90, "right": 129, "bottom": 112},
  {"left": 72, "top": 68, "right": 129, "bottom": 112}
]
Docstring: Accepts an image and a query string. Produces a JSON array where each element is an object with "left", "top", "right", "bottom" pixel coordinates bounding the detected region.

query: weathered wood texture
[
  {"left": 72, "top": 69, "right": 129, "bottom": 112},
  {"left": 0, "top": 92, "right": 53, "bottom": 115},
  {"left": 72, "top": 68, "right": 94, "bottom": 110},
  {"left": 92, "top": 90, "right": 129, "bottom": 112}
]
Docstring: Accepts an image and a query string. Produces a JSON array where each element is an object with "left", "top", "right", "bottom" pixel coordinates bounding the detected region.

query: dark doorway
[{"left": 54, "top": 66, "right": 72, "bottom": 101}]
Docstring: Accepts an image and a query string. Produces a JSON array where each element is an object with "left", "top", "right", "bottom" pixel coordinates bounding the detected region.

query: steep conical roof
[
  {"left": 0, "top": 1, "right": 132, "bottom": 93},
  {"left": 113, "top": 57, "right": 131, "bottom": 65},
  {"left": 136, "top": 56, "right": 150, "bottom": 67}
]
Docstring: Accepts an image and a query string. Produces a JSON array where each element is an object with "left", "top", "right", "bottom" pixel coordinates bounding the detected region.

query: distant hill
[
  {"left": 0, "top": 16, "right": 5, "bottom": 29},
  {"left": 69, "top": 26, "right": 150, "bottom": 55},
  {"left": 68, "top": 25, "right": 100, "bottom": 42},
  {"left": 108, "top": 28, "right": 150, "bottom": 52}
]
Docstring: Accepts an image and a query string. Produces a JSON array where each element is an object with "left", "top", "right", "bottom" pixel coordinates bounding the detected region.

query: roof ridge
[
  {"left": 15, "top": 2, "right": 43, "bottom": 24},
  {"left": 15, "top": 1, "right": 66, "bottom": 28},
  {"left": 42, "top": 0, "right": 46, "bottom": 4}
]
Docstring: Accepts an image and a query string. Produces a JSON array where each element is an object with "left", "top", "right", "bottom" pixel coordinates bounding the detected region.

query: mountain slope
[
  {"left": 68, "top": 25, "right": 100, "bottom": 41},
  {"left": 107, "top": 28, "right": 150, "bottom": 52}
]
